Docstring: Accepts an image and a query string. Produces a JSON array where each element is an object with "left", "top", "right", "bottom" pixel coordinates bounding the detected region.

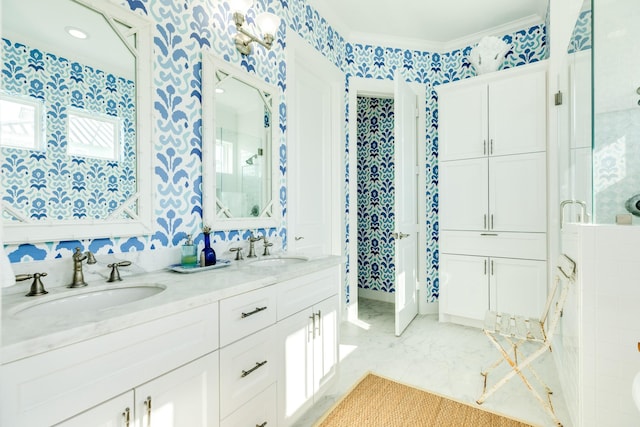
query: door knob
[{"left": 392, "top": 232, "right": 410, "bottom": 240}]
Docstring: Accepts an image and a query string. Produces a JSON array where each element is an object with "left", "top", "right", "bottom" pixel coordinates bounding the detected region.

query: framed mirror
[
  {"left": 0, "top": 0, "right": 153, "bottom": 244},
  {"left": 201, "top": 52, "right": 280, "bottom": 230}
]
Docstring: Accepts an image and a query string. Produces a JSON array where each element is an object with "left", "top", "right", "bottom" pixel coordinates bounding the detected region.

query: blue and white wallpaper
[
  {"left": 1, "top": 0, "right": 548, "bottom": 305},
  {"left": 568, "top": 9, "right": 592, "bottom": 54},
  {"left": 356, "top": 96, "right": 395, "bottom": 293}
]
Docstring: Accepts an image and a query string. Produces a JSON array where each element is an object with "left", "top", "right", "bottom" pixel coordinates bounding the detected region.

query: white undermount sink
[
  {"left": 249, "top": 255, "right": 309, "bottom": 267},
  {"left": 11, "top": 284, "right": 166, "bottom": 318}
]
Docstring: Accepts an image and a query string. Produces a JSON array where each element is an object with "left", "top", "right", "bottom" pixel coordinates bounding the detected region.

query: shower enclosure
[{"left": 564, "top": 0, "right": 640, "bottom": 225}]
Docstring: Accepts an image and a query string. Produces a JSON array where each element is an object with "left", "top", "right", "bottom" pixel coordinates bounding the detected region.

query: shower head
[{"left": 245, "top": 154, "right": 258, "bottom": 165}]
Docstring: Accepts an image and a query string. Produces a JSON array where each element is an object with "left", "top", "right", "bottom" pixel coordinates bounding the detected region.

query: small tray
[{"left": 168, "top": 259, "right": 232, "bottom": 274}]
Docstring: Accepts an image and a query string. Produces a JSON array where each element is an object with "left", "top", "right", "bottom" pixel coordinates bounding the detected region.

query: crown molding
[{"left": 308, "top": 0, "right": 546, "bottom": 55}]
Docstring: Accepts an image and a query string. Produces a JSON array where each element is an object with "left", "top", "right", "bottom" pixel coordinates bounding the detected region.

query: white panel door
[
  {"left": 490, "top": 258, "right": 547, "bottom": 319},
  {"left": 438, "top": 83, "right": 488, "bottom": 161},
  {"left": 489, "top": 71, "right": 547, "bottom": 156},
  {"left": 393, "top": 70, "right": 419, "bottom": 336},
  {"left": 439, "top": 158, "right": 489, "bottom": 231},
  {"left": 313, "top": 296, "right": 339, "bottom": 397},
  {"left": 55, "top": 392, "right": 133, "bottom": 427},
  {"left": 135, "top": 352, "right": 219, "bottom": 427},
  {"left": 287, "top": 34, "right": 343, "bottom": 255},
  {"left": 440, "top": 254, "right": 488, "bottom": 320},
  {"left": 489, "top": 152, "right": 547, "bottom": 232},
  {"left": 277, "top": 308, "right": 314, "bottom": 427}
]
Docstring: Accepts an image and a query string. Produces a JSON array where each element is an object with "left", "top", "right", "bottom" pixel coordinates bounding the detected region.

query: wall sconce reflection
[{"left": 230, "top": 0, "right": 280, "bottom": 55}]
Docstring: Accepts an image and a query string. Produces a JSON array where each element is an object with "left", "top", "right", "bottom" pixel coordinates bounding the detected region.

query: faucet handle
[
  {"left": 262, "top": 238, "right": 273, "bottom": 257},
  {"left": 16, "top": 272, "right": 49, "bottom": 297},
  {"left": 230, "top": 247, "right": 244, "bottom": 261},
  {"left": 107, "top": 261, "right": 131, "bottom": 282},
  {"left": 85, "top": 251, "right": 97, "bottom": 264}
]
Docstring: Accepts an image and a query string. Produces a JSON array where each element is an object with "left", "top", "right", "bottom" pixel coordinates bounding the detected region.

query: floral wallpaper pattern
[
  {"left": 356, "top": 96, "right": 395, "bottom": 293},
  {"left": 2, "top": 0, "right": 548, "bottom": 306}
]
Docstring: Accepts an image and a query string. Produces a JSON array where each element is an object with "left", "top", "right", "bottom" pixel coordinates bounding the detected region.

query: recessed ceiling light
[
  {"left": 65, "top": 26, "right": 89, "bottom": 40},
  {"left": 215, "top": 88, "right": 225, "bottom": 94}
]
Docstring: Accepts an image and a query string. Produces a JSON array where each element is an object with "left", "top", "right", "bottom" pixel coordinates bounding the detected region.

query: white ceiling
[{"left": 308, "top": 0, "right": 548, "bottom": 50}]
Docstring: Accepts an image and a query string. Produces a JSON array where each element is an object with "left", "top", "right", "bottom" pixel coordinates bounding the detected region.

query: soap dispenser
[{"left": 181, "top": 234, "right": 197, "bottom": 267}]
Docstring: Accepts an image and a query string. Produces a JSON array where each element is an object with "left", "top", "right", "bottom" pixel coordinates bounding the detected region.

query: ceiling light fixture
[
  {"left": 65, "top": 26, "right": 89, "bottom": 40},
  {"left": 230, "top": 0, "right": 280, "bottom": 55}
]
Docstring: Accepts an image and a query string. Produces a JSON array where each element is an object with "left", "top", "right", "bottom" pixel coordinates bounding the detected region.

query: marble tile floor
[{"left": 293, "top": 298, "right": 572, "bottom": 427}]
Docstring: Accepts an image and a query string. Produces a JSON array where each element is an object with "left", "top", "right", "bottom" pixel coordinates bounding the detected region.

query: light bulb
[{"left": 255, "top": 12, "right": 280, "bottom": 37}]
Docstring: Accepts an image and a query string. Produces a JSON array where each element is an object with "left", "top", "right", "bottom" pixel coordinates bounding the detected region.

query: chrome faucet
[
  {"left": 69, "top": 247, "right": 97, "bottom": 288},
  {"left": 247, "top": 234, "right": 263, "bottom": 258},
  {"left": 16, "top": 272, "right": 48, "bottom": 297}
]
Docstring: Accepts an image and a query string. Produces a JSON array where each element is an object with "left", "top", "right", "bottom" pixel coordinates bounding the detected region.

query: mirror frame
[
  {"left": 1, "top": 0, "right": 153, "bottom": 244},
  {"left": 201, "top": 51, "right": 281, "bottom": 231}
]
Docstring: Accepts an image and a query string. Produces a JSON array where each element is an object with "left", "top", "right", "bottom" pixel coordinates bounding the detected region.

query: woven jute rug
[{"left": 314, "top": 373, "right": 535, "bottom": 427}]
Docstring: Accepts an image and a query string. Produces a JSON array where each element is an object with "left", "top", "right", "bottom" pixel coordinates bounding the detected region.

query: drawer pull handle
[
  {"left": 122, "top": 407, "right": 131, "bottom": 427},
  {"left": 256, "top": 422, "right": 268, "bottom": 427},
  {"left": 242, "top": 360, "right": 268, "bottom": 377},
  {"left": 242, "top": 306, "right": 267, "bottom": 318},
  {"left": 480, "top": 233, "right": 498, "bottom": 236}
]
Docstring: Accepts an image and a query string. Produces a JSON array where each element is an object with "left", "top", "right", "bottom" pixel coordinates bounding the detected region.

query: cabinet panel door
[
  {"left": 313, "top": 296, "right": 339, "bottom": 397},
  {"left": 489, "top": 152, "right": 546, "bottom": 232},
  {"left": 136, "top": 352, "right": 219, "bottom": 427},
  {"left": 490, "top": 258, "right": 547, "bottom": 319},
  {"left": 440, "top": 254, "right": 489, "bottom": 320},
  {"left": 489, "top": 71, "right": 546, "bottom": 156},
  {"left": 277, "top": 308, "right": 314, "bottom": 427},
  {"left": 438, "top": 83, "right": 488, "bottom": 161},
  {"left": 54, "top": 391, "right": 133, "bottom": 427},
  {"left": 439, "top": 158, "right": 488, "bottom": 231}
]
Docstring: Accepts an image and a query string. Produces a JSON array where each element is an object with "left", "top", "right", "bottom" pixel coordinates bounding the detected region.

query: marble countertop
[{"left": 1, "top": 254, "right": 343, "bottom": 364}]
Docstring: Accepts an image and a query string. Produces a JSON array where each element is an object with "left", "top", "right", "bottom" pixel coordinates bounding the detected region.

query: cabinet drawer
[
  {"left": 219, "top": 325, "right": 278, "bottom": 418},
  {"left": 221, "top": 382, "right": 276, "bottom": 427},
  {"left": 1, "top": 304, "right": 219, "bottom": 427},
  {"left": 440, "top": 231, "right": 546, "bottom": 260},
  {"left": 277, "top": 267, "right": 339, "bottom": 320},
  {"left": 220, "top": 286, "right": 277, "bottom": 346}
]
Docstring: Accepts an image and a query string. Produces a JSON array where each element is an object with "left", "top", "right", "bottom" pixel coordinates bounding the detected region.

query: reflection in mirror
[
  {"left": 202, "top": 53, "right": 279, "bottom": 230},
  {"left": 0, "top": 0, "right": 153, "bottom": 243}
]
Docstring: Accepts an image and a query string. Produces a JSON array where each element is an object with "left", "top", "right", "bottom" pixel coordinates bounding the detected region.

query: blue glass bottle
[{"left": 201, "top": 227, "right": 216, "bottom": 266}]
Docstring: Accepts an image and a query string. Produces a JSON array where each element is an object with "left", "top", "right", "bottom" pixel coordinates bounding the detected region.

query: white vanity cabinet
[
  {"left": 1, "top": 304, "right": 220, "bottom": 427},
  {"left": 218, "top": 286, "right": 278, "bottom": 425},
  {"left": 277, "top": 267, "right": 340, "bottom": 427},
  {"left": 57, "top": 352, "right": 219, "bottom": 427}
]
